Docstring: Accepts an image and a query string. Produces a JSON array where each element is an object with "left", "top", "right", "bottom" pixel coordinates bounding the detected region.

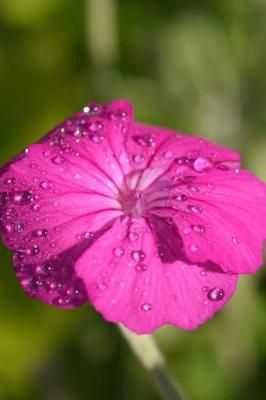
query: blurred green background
[{"left": 0, "top": 0, "right": 265, "bottom": 399}]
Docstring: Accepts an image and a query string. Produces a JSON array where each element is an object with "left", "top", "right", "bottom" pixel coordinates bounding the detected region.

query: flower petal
[
  {"left": 148, "top": 168, "right": 266, "bottom": 274},
  {"left": 75, "top": 218, "right": 238, "bottom": 334}
]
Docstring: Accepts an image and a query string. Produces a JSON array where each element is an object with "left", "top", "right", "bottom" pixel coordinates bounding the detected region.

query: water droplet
[
  {"left": 15, "top": 251, "right": 25, "bottom": 262},
  {"left": 187, "top": 205, "right": 203, "bottom": 214},
  {"left": 208, "top": 287, "right": 224, "bottom": 301},
  {"left": 84, "top": 231, "right": 94, "bottom": 239},
  {"left": 192, "top": 224, "right": 205, "bottom": 234},
  {"left": 63, "top": 146, "right": 73, "bottom": 154},
  {"left": 74, "top": 173, "right": 82, "bottom": 180},
  {"left": 131, "top": 250, "right": 145, "bottom": 262},
  {"left": 175, "top": 157, "right": 191, "bottom": 165},
  {"left": 12, "top": 193, "right": 22, "bottom": 203},
  {"left": 3, "top": 223, "right": 12, "bottom": 233},
  {"left": 176, "top": 194, "right": 187, "bottom": 202},
  {"left": 40, "top": 181, "right": 51, "bottom": 190},
  {"left": 84, "top": 103, "right": 100, "bottom": 115},
  {"left": 88, "top": 121, "right": 104, "bottom": 132},
  {"left": 32, "top": 203, "right": 41, "bottom": 212},
  {"left": 111, "top": 109, "right": 128, "bottom": 119},
  {"left": 90, "top": 133, "right": 105, "bottom": 144},
  {"left": 112, "top": 246, "right": 125, "bottom": 257},
  {"left": 135, "top": 263, "right": 147, "bottom": 272},
  {"left": 189, "top": 244, "right": 199, "bottom": 252},
  {"left": 163, "top": 151, "right": 174, "bottom": 159},
  {"left": 43, "top": 150, "right": 51, "bottom": 158},
  {"left": 128, "top": 232, "right": 139, "bottom": 242},
  {"left": 132, "top": 154, "right": 145, "bottom": 164},
  {"left": 15, "top": 222, "right": 24, "bottom": 232},
  {"left": 189, "top": 185, "right": 200, "bottom": 192},
  {"left": 4, "top": 177, "right": 16, "bottom": 185},
  {"left": 193, "top": 156, "right": 213, "bottom": 173},
  {"left": 53, "top": 156, "right": 65, "bottom": 165},
  {"left": 232, "top": 236, "right": 240, "bottom": 245},
  {"left": 141, "top": 303, "right": 152, "bottom": 311},
  {"left": 165, "top": 216, "right": 174, "bottom": 224},
  {"left": 31, "top": 245, "right": 40, "bottom": 256},
  {"left": 207, "top": 183, "right": 216, "bottom": 191},
  {"left": 42, "top": 262, "right": 53, "bottom": 274},
  {"left": 33, "top": 229, "right": 48, "bottom": 238},
  {"left": 133, "top": 134, "right": 155, "bottom": 147},
  {"left": 98, "top": 283, "right": 107, "bottom": 291}
]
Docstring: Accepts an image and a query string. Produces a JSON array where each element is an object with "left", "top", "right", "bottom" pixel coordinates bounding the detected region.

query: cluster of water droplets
[{"left": 0, "top": 173, "right": 88, "bottom": 307}]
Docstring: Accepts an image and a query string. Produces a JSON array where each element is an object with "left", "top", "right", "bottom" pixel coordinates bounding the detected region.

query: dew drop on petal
[
  {"left": 175, "top": 157, "right": 191, "bottom": 165},
  {"left": 40, "top": 181, "right": 51, "bottom": 190},
  {"left": 111, "top": 109, "right": 128, "bottom": 120},
  {"left": 135, "top": 263, "right": 147, "bottom": 272},
  {"left": 128, "top": 232, "right": 139, "bottom": 242},
  {"left": 187, "top": 205, "right": 203, "bottom": 214},
  {"left": 31, "top": 245, "right": 40, "bottom": 256},
  {"left": 32, "top": 203, "right": 41, "bottom": 212},
  {"left": 132, "top": 154, "right": 145, "bottom": 164},
  {"left": 208, "top": 287, "right": 225, "bottom": 301},
  {"left": 98, "top": 283, "right": 107, "bottom": 291},
  {"left": 163, "top": 151, "right": 174, "bottom": 159},
  {"left": 15, "top": 222, "right": 24, "bottom": 232},
  {"left": 232, "top": 236, "right": 240, "bottom": 245},
  {"left": 53, "top": 156, "right": 65, "bottom": 165},
  {"left": 42, "top": 262, "right": 53, "bottom": 274},
  {"left": 176, "top": 194, "right": 187, "bottom": 202},
  {"left": 189, "top": 185, "right": 200, "bottom": 193},
  {"left": 192, "top": 224, "right": 205, "bottom": 234},
  {"left": 131, "top": 250, "right": 145, "bottom": 262},
  {"left": 90, "top": 133, "right": 105, "bottom": 144},
  {"left": 74, "top": 173, "right": 82, "bottom": 180},
  {"left": 193, "top": 156, "right": 213, "bottom": 173},
  {"left": 33, "top": 229, "right": 48, "bottom": 238},
  {"left": 133, "top": 134, "right": 155, "bottom": 147},
  {"left": 112, "top": 246, "right": 125, "bottom": 257},
  {"left": 3, "top": 223, "right": 12, "bottom": 233},
  {"left": 84, "top": 231, "right": 94, "bottom": 239},
  {"left": 43, "top": 150, "right": 51, "bottom": 158},
  {"left": 84, "top": 103, "right": 100, "bottom": 116},
  {"left": 189, "top": 244, "right": 199, "bottom": 252},
  {"left": 141, "top": 303, "right": 153, "bottom": 311},
  {"left": 12, "top": 193, "right": 22, "bottom": 203},
  {"left": 88, "top": 121, "right": 104, "bottom": 132},
  {"left": 5, "top": 177, "right": 16, "bottom": 185}
]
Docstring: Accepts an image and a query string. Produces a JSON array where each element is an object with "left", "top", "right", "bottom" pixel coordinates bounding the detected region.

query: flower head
[{"left": 0, "top": 100, "right": 265, "bottom": 334}]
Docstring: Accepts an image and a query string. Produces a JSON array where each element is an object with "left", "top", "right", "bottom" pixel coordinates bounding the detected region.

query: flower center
[{"left": 120, "top": 190, "right": 146, "bottom": 217}]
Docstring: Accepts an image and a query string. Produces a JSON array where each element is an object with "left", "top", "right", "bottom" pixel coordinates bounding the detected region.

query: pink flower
[{"left": 0, "top": 100, "right": 265, "bottom": 334}]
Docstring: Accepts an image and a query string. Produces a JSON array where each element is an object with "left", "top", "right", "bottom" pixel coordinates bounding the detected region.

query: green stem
[{"left": 119, "top": 325, "right": 184, "bottom": 400}]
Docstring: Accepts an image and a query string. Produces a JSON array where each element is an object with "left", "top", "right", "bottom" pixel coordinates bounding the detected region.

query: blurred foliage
[{"left": 0, "top": 0, "right": 265, "bottom": 399}]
